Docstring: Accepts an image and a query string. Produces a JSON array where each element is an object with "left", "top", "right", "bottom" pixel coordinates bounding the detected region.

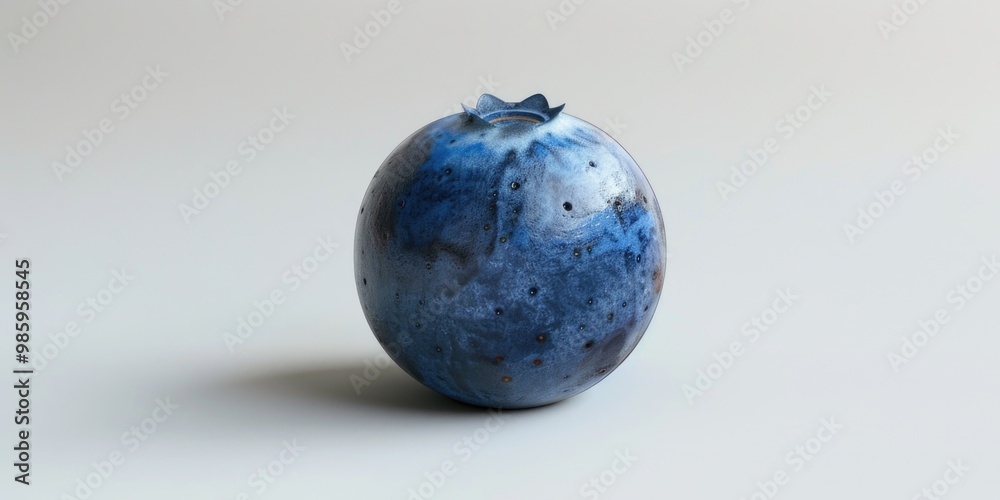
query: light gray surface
[{"left": 1, "top": 1, "right": 999, "bottom": 499}]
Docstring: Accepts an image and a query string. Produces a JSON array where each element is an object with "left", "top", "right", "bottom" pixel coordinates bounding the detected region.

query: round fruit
[{"left": 354, "top": 94, "right": 666, "bottom": 409}]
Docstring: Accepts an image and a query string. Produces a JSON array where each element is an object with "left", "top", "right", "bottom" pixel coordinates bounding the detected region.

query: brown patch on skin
[
  {"left": 652, "top": 266, "right": 664, "bottom": 293},
  {"left": 501, "top": 376, "right": 512, "bottom": 382},
  {"left": 533, "top": 359, "right": 542, "bottom": 366}
]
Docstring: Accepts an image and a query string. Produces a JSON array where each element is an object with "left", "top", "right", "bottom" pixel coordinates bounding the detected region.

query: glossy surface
[{"left": 355, "top": 94, "right": 666, "bottom": 408}]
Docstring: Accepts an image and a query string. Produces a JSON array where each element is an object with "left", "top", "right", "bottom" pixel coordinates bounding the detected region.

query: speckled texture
[{"left": 354, "top": 94, "right": 666, "bottom": 409}]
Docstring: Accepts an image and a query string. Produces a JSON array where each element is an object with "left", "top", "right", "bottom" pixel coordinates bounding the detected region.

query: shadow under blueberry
[
  {"left": 223, "top": 362, "right": 485, "bottom": 415},
  {"left": 212, "top": 359, "right": 574, "bottom": 418}
]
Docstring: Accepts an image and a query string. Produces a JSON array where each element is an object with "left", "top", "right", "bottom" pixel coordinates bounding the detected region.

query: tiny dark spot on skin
[
  {"left": 425, "top": 263, "right": 432, "bottom": 269},
  {"left": 573, "top": 248, "right": 581, "bottom": 257},
  {"left": 622, "top": 301, "right": 628, "bottom": 308},
  {"left": 360, "top": 207, "right": 364, "bottom": 214},
  {"left": 644, "top": 305, "right": 649, "bottom": 311},
  {"left": 588, "top": 161, "right": 596, "bottom": 167},
  {"left": 643, "top": 196, "right": 648, "bottom": 204},
  {"left": 495, "top": 308, "right": 503, "bottom": 316},
  {"left": 484, "top": 224, "right": 491, "bottom": 230},
  {"left": 607, "top": 313, "right": 614, "bottom": 321},
  {"left": 579, "top": 324, "right": 586, "bottom": 331},
  {"left": 563, "top": 374, "right": 570, "bottom": 379},
  {"left": 496, "top": 356, "right": 505, "bottom": 362},
  {"left": 529, "top": 287, "right": 538, "bottom": 296},
  {"left": 533, "top": 359, "right": 542, "bottom": 366},
  {"left": 637, "top": 254, "right": 642, "bottom": 263},
  {"left": 445, "top": 168, "right": 452, "bottom": 175},
  {"left": 492, "top": 191, "right": 498, "bottom": 198},
  {"left": 415, "top": 322, "right": 421, "bottom": 328},
  {"left": 563, "top": 202, "right": 573, "bottom": 211},
  {"left": 435, "top": 346, "right": 442, "bottom": 352},
  {"left": 613, "top": 200, "right": 622, "bottom": 208},
  {"left": 587, "top": 298, "right": 594, "bottom": 305},
  {"left": 536, "top": 334, "right": 545, "bottom": 342},
  {"left": 500, "top": 236, "right": 507, "bottom": 243},
  {"left": 395, "top": 293, "right": 400, "bottom": 301},
  {"left": 586, "top": 246, "right": 592, "bottom": 253},
  {"left": 363, "top": 278, "right": 367, "bottom": 286},
  {"left": 584, "top": 340, "right": 594, "bottom": 349},
  {"left": 450, "top": 139, "right": 456, "bottom": 144},
  {"left": 511, "top": 181, "right": 520, "bottom": 190},
  {"left": 501, "top": 376, "right": 512, "bottom": 382},
  {"left": 399, "top": 200, "right": 406, "bottom": 208},
  {"left": 597, "top": 368, "right": 607, "bottom": 374},
  {"left": 489, "top": 203, "right": 496, "bottom": 211},
  {"left": 419, "top": 299, "right": 424, "bottom": 306}
]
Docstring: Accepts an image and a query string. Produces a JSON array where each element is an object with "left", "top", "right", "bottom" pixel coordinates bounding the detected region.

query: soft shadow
[{"left": 218, "top": 361, "right": 501, "bottom": 416}]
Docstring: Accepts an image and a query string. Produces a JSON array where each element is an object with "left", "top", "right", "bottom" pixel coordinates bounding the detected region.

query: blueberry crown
[{"left": 463, "top": 94, "right": 565, "bottom": 126}]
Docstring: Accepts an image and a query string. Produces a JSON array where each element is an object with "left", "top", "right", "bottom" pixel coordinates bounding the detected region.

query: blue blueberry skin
[{"left": 355, "top": 99, "right": 666, "bottom": 409}]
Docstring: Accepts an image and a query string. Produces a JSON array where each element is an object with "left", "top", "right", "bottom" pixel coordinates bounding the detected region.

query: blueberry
[{"left": 355, "top": 94, "right": 666, "bottom": 409}]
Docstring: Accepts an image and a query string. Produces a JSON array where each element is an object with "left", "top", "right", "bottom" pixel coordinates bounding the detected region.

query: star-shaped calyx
[{"left": 462, "top": 94, "right": 565, "bottom": 127}]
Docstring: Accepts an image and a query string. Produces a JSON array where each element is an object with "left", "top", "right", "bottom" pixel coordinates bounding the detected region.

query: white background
[{"left": 1, "top": 1, "right": 999, "bottom": 499}]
